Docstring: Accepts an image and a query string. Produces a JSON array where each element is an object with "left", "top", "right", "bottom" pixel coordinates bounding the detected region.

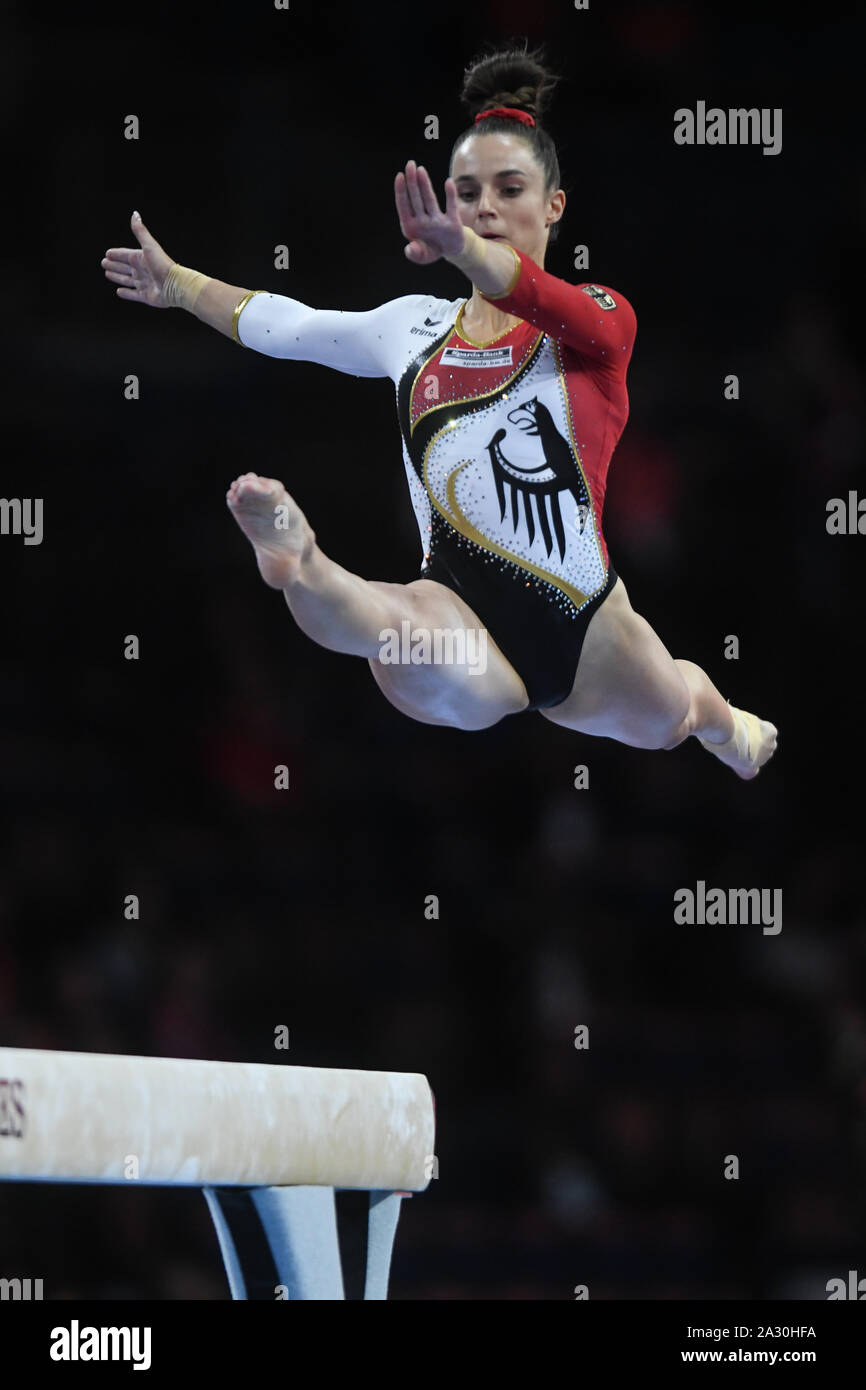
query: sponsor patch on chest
[{"left": 440, "top": 344, "right": 514, "bottom": 368}]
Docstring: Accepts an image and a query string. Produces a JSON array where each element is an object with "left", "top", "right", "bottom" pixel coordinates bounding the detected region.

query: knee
[
  {"left": 443, "top": 701, "right": 512, "bottom": 731},
  {"left": 658, "top": 698, "right": 696, "bottom": 750},
  {"left": 651, "top": 686, "right": 694, "bottom": 750},
  {"left": 368, "top": 657, "right": 511, "bottom": 732},
  {"left": 659, "top": 717, "right": 692, "bottom": 751}
]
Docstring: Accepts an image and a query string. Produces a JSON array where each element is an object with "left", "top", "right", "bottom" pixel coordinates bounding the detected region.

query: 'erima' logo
[
  {"left": 411, "top": 316, "right": 444, "bottom": 338},
  {"left": 0, "top": 1078, "right": 26, "bottom": 1137}
]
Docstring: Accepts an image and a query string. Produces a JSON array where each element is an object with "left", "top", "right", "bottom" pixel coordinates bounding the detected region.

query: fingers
[
  {"left": 102, "top": 247, "right": 148, "bottom": 301},
  {"left": 404, "top": 239, "right": 436, "bottom": 265},
  {"left": 397, "top": 159, "right": 437, "bottom": 221},
  {"left": 394, "top": 171, "right": 414, "bottom": 232},
  {"left": 102, "top": 248, "right": 139, "bottom": 266},
  {"left": 102, "top": 257, "right": 137, "bottom": 279},
  {"left": 413, "top": 164, "right": 437, "bottom": 218},
  {"left": 394, "top": 160, "right": 442, "bottom": 261},
  {"left": 101, "top": 220, "right": 155, "bottom": 303},
  {"left": 102, "top": 249, "right": 144, "bottom": 297},
  {"left": 400, "top": 161, "right": 421, "bottom": 219}
]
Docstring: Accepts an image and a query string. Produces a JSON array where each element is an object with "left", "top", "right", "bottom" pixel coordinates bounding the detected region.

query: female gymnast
[{"left": 100, "top": 42, "right": 777, "bottom": 779}]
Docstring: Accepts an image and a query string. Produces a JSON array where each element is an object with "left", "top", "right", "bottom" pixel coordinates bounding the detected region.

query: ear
[{"left": 547, "top": 188, "right": 566, "bottom": 224}]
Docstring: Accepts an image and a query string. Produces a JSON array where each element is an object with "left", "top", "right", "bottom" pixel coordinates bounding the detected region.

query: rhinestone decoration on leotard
[{"left": 395, "top": 297, "right": 618, "bottom": 622}]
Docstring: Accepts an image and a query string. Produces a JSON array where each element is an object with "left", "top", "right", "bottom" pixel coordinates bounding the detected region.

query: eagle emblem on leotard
[{"left": 487, "top": 397, "right": 589, "bottom": 562}]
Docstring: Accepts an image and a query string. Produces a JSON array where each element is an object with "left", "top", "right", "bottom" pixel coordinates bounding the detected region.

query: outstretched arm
[
  {"left": 101, "top": 212, "right": 252, "bottom": 339},
  {"left": 101, "top": 211, "right": 413, "bottom": 378}
]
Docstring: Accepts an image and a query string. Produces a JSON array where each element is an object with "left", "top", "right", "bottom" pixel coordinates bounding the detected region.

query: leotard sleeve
[
  {"left": 480, "top": 246, "right": 637, "bottom": 379},
  {"left": 234, "top": 290, "right": 425, "bottom": 379}
]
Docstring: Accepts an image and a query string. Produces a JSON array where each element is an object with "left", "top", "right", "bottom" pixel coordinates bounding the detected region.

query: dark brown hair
[{"left": 450, "top": 39, "right": 565, "bottom": 245}]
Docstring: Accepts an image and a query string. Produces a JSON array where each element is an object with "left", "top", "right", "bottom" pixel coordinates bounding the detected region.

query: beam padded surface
[{"left": 0, "top": 1048, "right": 435, "bottom": 1190}]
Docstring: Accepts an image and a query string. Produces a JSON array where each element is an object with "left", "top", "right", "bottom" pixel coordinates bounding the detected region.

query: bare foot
[
  {"left": 226, "top": 473, "right": 315, "bottom": 589},
  {"left": 700, "top": 707, "right": 778, "bottom": 780}
]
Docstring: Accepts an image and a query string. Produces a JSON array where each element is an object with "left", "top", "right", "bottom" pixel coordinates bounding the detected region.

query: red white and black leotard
[{"left": 236, "top": 247, "right": 637, "bottom": 708}]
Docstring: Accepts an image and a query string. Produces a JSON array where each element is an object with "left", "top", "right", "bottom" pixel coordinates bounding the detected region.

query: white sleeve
[{"left": 236, "top": 290, "right": 425, "bottom": 379}]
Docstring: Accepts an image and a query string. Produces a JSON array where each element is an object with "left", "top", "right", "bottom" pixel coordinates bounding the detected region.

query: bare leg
[
  {"left": 665, "top": 659, "right": 735, "bottom": 745},
  {"left": 542, "top": 578, "right": 778, "bottom": 777},
  {"left": 226, "top": 473, "right": 402, "bottom": 657},
  {"left": 662, "top": 660, "right": 780, "bottom": 782},
  {"left": 225, "top": 473, "right": 529, "bottom": 729}
]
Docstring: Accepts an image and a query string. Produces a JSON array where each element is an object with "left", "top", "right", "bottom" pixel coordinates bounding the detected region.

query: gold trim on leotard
[
  {"left": 408, "top": 327, "right": 545, "bottom": 437},
  {"left": 454, "top": 300, "right": 522, "bottom": 347},
  {"left": 415, "top": 335, "right": 608, "bottom": 609},
  {"left": 232, "top": 289, "right": 265, "bottom": 346}
]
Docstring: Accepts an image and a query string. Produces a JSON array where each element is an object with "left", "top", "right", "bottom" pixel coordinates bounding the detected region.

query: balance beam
[{"left": 0, "top": 1047, "right": 436, "bottom": 1300}]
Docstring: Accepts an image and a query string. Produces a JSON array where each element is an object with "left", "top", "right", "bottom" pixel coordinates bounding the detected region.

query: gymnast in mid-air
[{"left": 100, "top": 41, "right": 777, "bottom": 779}]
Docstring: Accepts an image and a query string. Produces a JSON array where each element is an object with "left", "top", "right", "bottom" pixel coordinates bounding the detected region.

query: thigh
[
  {"left": 366, "top": 578, "right": 529, "bottom": 729},
  {"left": 540, "top": 577, "right": 690, "bottom": 744}
]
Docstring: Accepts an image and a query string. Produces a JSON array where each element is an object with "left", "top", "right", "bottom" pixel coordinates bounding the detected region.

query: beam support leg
[
  {"left": 364, "top": 1190, "right": 406, "bottom": 1300},
  {"left": 203, "top": 1185, "right": 345, "bottom": 1300}
]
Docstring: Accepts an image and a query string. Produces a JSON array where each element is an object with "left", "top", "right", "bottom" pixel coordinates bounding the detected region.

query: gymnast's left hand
[{"left": 394, "top": 160, "right": 466, "bottom": 265}]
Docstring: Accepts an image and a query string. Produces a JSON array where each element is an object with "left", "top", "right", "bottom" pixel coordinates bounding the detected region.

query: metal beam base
[{"left": 203, "top": 1186, "right": 406, "bottom": 1300}]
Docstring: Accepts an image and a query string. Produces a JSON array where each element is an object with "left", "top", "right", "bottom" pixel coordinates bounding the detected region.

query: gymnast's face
[{"left": 450, "top": 132, "right": 564, "bottom": 262}]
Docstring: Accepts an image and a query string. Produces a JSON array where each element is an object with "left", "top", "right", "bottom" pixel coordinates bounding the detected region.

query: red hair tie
[{"left": 474, "top": 106, "right": 536, "bottom": 128}]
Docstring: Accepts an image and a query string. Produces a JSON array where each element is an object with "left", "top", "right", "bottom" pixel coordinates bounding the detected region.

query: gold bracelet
[
  {"left": 162, "top": 262, "right": 212, "bottom": 312},
  {"left": 231, "top": 289, "right": 264, "bottom": 346}
]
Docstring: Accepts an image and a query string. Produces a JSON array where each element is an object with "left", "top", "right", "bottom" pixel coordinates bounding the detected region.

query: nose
[{"left": 475, "top": 189, "right": 501, "bottom": 232}]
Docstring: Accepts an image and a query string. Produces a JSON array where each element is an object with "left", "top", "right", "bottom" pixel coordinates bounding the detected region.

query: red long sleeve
[{"left": 480, "top": 245, "right": 637, "bottom": 380}]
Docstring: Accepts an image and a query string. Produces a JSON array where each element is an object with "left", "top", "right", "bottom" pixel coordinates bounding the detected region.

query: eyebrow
[{"left": 454, "top": 169, "right": 528, "bottom": 182}]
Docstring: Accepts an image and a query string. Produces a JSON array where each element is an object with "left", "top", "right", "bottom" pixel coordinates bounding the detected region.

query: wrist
[
  {"left": 162, "top": 262, "right": 212, "bottom": 312},
  {"left": 445, "top": 226, "right": 485, "bottom": 275}
]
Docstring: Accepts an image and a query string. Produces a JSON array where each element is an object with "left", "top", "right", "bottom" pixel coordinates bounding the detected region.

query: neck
[{"left": 462, "top": 292, "right": 518, "bottom": 341}]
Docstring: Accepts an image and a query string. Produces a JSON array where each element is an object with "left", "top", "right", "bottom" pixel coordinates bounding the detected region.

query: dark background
[{"left": 2, "top": 0, "right": 864, "bottom": 1298}]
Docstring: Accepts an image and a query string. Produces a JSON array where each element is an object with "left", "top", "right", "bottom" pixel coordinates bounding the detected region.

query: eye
[{"left": 457, "top": 186, "right": 524, "bottom": 200}]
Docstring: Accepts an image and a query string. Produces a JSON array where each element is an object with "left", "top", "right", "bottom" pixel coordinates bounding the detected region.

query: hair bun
[{"left": 460, "top": 40, "right": 560, "bottom": 126}]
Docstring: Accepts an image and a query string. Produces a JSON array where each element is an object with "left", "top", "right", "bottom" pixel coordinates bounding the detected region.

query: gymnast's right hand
[
  {"left": 395, "top": 160, "right": 466, "bottom": 265},
  {"left": 101, "top": 211, "right": 175, "bottom": 307}
]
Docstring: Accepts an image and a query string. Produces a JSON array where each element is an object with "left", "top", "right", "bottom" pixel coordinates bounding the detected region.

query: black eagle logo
[{"left": 486, "top": 398, "right": 589, "bottom": 562}]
